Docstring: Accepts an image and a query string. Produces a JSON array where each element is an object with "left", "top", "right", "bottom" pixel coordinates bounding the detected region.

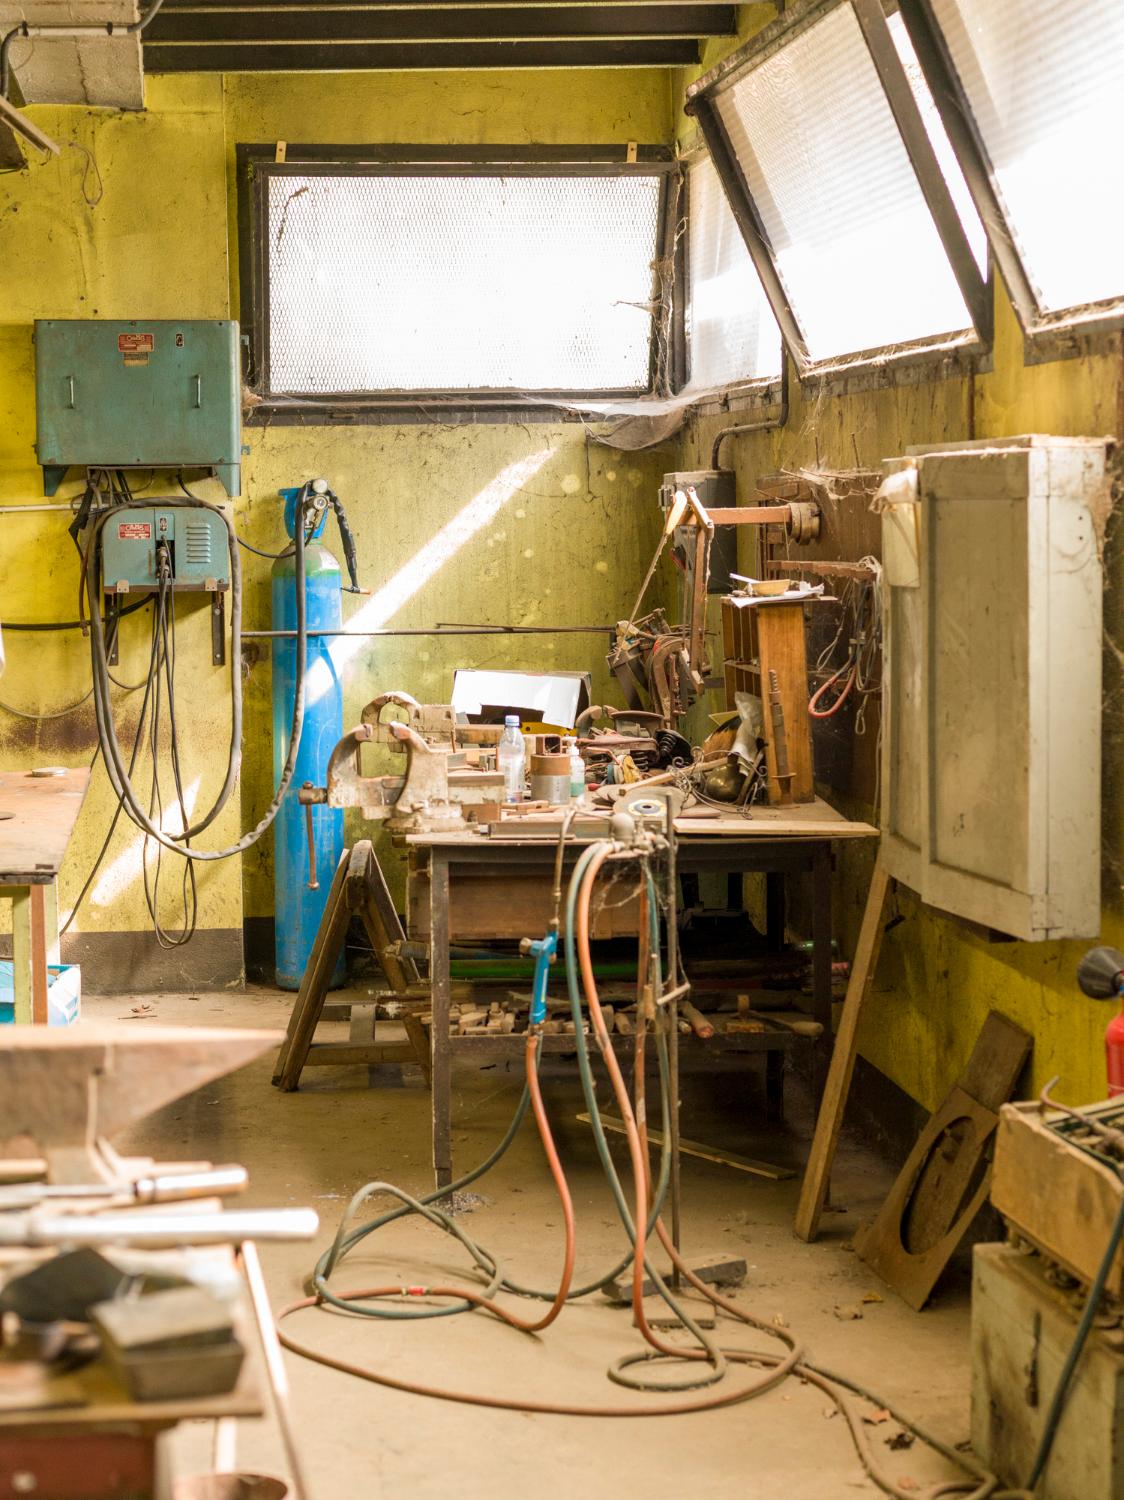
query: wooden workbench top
[
  {"left": 0, "top": 768, "right": 91, "bottom": 884},
  {"left": 408, "top": 795, "right": 879, "bottom": 847}
]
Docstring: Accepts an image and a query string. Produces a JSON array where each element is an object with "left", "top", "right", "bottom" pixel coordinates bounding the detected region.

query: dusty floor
[{"left": 86, "top": 986, "right": 975, "bottom": 1499}]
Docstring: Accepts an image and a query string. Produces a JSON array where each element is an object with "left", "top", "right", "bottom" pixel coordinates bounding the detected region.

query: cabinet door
[{"left": 880, "top": 437, "right": 1103, "bottom": 941}]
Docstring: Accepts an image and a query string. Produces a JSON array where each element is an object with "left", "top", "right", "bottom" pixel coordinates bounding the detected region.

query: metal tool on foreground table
[{"left": 0, "top": 1026, "right": 318, "bottom": 1500}]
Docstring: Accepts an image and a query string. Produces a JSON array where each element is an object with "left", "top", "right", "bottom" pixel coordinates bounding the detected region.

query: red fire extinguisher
[{"left": 1077, "top": 946, "right": 1124, "bottom": 1097}]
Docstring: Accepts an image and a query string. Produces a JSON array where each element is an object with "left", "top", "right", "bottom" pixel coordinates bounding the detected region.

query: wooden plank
[
  {"left": 272, "top": 852, "right": 351, "bottom": 1091},
  {"left": 580, "top": 1112, "right": 795, "bottom": 1181},
  {"left": 27, "top": 885, "right": 48, "bottom": 1027},
  {"left": 348, "top": 841, "right": 418, "bottom": 992},
  {"left": 756, "top": 600, "right": 814, "bottom": 803},
  {"left": 853, "top": 1011, "right": 1031, "bottom": 1309},
  {"left": 0, "top": 770, "right": 91, "bottom": 884},
  {"left": 8, "top": 886, "right": 32, "bottom": 1027},
  {"left": 794, "top": 861, "right": 891, "bottom": 1242}
]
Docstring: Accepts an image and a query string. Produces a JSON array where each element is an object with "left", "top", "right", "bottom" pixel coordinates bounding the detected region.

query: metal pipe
[
  {"left": 0, "top": 1163, "right": 248, "bottom": 1212},
  {"left": 709, "top": 359, "right": 790, "bottom": 470},
  {"left": 0, "top": 1207, "right": 319, "bottom": 1247},
  {"left": 241, "top": 625, "right": 613, "bottom": 639}
]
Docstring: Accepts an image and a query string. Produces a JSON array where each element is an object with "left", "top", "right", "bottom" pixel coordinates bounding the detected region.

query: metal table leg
[
  {"left": 811, "top": 842, "right": 833, "bottom": 1107},
  {"left": 429, "top": 850, "right": 453, "bottom": 1194},
  {"left": 665, "top": 808, "right": 682, "bottom": 1282}
]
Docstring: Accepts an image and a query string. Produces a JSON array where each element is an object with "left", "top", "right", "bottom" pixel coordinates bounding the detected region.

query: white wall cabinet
[{"left": 880, "top": 435, "right": 1107, "bottom": 941}]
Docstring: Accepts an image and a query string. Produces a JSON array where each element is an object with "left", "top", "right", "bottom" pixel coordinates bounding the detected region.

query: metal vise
[{"left": 299, "top": 719, "right": 504, "bottom": 841}]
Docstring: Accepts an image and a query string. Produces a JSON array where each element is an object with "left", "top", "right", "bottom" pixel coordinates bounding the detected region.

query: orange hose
[
  {"left": 522, "top": 1030, "right": 576, "bottom": 1331},
  {"left": 575, "top": 849, "right": 800, "bottom": 1398}
]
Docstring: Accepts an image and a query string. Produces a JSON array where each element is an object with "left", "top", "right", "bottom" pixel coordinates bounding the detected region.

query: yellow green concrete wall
[
  {"left": 672, "top": 13, "right": 1124, "bottom": 1109},
  {"left": 0, "top": 70, "right": 673, "bottom": 984}
]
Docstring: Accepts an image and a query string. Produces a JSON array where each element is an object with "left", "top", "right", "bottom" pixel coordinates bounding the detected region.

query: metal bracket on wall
[{"left": 211, "top": 593, "right": 225, "bottom": 666}]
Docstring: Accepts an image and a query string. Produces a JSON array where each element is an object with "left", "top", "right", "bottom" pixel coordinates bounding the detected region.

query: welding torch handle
[{"left": 329, "top": 494, "right": 364, "bottom": 594}]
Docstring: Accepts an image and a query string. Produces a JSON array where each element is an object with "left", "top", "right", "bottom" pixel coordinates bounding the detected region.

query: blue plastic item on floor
[{"left": 0, "top": 960, "right": 81, "bottom": 1026}]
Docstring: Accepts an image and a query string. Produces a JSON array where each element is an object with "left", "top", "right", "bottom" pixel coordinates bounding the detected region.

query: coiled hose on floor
[{"left": 278, "top": 839, "right": 1031, "bottom": 1497}]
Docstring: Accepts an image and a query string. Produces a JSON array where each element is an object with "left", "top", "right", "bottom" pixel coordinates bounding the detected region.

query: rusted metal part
[
  {"left": 768, "top": 668, "right": 794, "bottom": 806},
  {"left": 301, "top": 720, "right": 503, "bottom": 833}
]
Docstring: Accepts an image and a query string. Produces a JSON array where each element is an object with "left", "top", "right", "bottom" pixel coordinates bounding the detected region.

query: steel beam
[
  {"left": 146, "top": 4, "right": 735, "bottom": 42},
  {"left": 145, "top": 36, "right": 702, "bottom": 68}
]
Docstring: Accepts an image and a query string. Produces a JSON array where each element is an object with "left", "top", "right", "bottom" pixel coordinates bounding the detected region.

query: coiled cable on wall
[{"left": 82, "top": 484, "right": 313, "bottom": 861}]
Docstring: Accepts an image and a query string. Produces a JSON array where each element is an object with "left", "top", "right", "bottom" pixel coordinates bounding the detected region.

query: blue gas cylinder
[{"left": 272, "top": 488, "right": 346, "bottom": 990}]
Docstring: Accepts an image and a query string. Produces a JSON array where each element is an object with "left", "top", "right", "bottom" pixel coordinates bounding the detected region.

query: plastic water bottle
[
  {"left": 498, "top": 716, "right": 526, "bottom": 804},
  {"left": 566, "top": 736, "right": 586, "bottom": 801}
]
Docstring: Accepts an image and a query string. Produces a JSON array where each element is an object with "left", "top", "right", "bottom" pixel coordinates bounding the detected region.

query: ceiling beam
[
  {"left": 143, "top": 35, "right": 701, "bottom": 67},
  {"left": 145, "top": 5, "right": 734, "bottom": 42},
  {"left": 158, "top": 0, "right": 727, "bottom": 8}
]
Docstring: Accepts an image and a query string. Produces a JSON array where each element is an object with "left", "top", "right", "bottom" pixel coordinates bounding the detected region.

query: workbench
[
  {"left": 0, "top": 768, "right": 90, "bottom": 1024},
  {"left": 410, "top": 797, "right": 878, "bottom": 1190}
]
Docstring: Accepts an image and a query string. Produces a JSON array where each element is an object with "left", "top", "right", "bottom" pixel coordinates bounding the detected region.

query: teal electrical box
[
  {"left": 34, "top": 319, "right": 241, "bottom": 497},
  {"left": 100, "top": 506, "right": 231, "bottom": 594}
]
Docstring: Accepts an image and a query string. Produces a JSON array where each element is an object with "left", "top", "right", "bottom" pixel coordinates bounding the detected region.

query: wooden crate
[
  {"left": 991, "top": 1100, "right": 1124, "bottom": 1297},
  {"left": 972, "top": 1241, "right": 1124, "bottom": 1500}
]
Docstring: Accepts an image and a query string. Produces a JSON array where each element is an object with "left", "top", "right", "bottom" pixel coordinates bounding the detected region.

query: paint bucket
[{"left": 529, "top": 752, "right": 572, "bottom": 805}]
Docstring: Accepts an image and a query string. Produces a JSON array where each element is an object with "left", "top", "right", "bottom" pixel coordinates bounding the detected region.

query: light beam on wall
[{"left": 303, "top": 447, "right": 554, "bottom": 704}]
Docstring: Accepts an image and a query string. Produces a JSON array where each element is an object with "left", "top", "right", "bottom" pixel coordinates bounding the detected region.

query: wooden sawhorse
[{"left": 272, "top": 841, "right": 431, "bottom": 1089}]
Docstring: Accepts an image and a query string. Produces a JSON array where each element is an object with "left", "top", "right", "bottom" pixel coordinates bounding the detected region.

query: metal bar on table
[{"left": 429, "top": 850, "right": 453, "bottom": 1195}]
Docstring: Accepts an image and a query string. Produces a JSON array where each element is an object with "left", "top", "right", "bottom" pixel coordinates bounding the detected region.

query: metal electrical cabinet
[
  {"left": 34, "top": 320, "right": 241, "bottom": 497},
  {"left": 880, "top": 435, "right": 1106, "bottom": 941},
  {"left": 100, "top": 507, "right": 232, "bottom": 594}
]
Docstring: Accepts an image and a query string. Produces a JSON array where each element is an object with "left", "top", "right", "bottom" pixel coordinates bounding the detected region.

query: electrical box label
[
  {"left": 118, "top": 522, "right": 152, "bottom": 540},
  {"left": 118, "top": 333, "right": 154, "bottom": 354}
]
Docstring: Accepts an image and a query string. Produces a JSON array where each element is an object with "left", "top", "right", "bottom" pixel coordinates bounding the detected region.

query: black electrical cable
[
  {"left": 3, "top": 596, "right": 151, "bottom": 632},
  {"left": 83, "top": 485, "right": 313, "bottom": 861},
  {"left": 61, "top": 589, "right": 168, "bottom": 936},
  {"left": 177, "top": 477, "right": 295, "bottom": 561},
  {"left": 140, "top": 563, "right": 197, "bottom": 948}
]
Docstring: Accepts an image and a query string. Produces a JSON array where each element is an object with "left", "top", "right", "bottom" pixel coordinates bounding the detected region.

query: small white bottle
[
  {"left": 566, "top": 736, "right": 586, "bottom": 801},
  {"left": 498, "top": 715, "right": 526, "bottom": 804}
]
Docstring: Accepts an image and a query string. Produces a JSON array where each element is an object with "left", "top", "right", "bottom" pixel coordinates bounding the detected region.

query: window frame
[
  {"left": 236, "top": 143, "right": 680, "bottom": 422},
  {"left": 897, "top": 0, "right": 1124, "bottom": 345},
  {"left": 679, "top": 144, "right": 786, "bottom": 399},
  {"left": 683, "top": 0, "right": 993, "bottom": 379}
]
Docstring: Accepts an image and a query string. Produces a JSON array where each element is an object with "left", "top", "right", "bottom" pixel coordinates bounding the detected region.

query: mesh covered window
[
  {"left": 686, "top": 155, "right": 782, "bottom": 389},
  {"left": 928, "top": 0, "right": 1124, "bottom": 314},
  {"left": 264, "top": 171, "right": 664, "bottom": 394},
  {"left": 714, "top": 2, "right": 973, "bottom": 362}
]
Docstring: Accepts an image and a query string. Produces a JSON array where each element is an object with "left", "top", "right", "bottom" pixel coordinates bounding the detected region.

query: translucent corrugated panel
[
  {"left": 715, "top": 2, "right": 972, "bottom": 362},
  {"left": 686, "top": 155, "right": 783, "bottom": 388},
  {"left": 266, "top": 173, "right": 663, "bottom": 394},
  {"left": 931, "top": 0, "right": 1124, "bottom": 313}
]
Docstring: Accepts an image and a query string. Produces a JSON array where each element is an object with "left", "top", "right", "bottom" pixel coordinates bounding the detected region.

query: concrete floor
[{"left": 87, "top": 986, "right": 976, "bottom": 1499}]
